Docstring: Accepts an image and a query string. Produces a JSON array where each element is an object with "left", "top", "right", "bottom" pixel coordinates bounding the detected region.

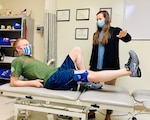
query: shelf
[
  {"left": 0, "top": 45, "right": 13, "bottom": 47},
  {"left": 0, "top": 77, "right": 10, "bottom": 81},
  {"left": 0, "top": 56, "right": 16, "bottom": 64},
  {"left": 0, "top": 16, "right": 24, "bottom": 19},
  {"left": 0, "top": 16, "right": 34, "bottom": 45},
  {"left": 0, "top": 29, "right": 21, "bottom": 32}
]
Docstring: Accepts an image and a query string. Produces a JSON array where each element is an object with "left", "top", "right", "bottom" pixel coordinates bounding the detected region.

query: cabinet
[
  {"left": 0, "top": 16, "right": 34, "bottom": 84},
  {"left": 0, "top": 16, "right": 34, "bottom": 48}
]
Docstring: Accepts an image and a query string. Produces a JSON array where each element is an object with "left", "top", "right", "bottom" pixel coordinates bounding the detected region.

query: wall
[
  {"left": 124, "top": 0, "right": 150, "bottom": 39},
  {"left": 0, "top": 0, "right": 45, "bottom": 62},
  {"left": 56, "top": 0, "right": 124, "bottom": 66}
]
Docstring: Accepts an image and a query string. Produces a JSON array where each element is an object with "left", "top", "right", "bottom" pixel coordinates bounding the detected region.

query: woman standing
[{"left": 89, "top": 10, "right": 132, "bottom": 120}]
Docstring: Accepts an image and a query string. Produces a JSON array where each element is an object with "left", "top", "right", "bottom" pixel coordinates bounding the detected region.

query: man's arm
[{"left": 10, "top": 76, "right": 44, "bottom": 88}]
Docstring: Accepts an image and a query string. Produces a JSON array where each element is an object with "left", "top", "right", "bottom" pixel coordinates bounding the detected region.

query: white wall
[
  {"left": 124, "top": 0, "right": 150, "bottom": 39},
  {"left": 56, "top": 0, "right": 124, "bottom": 66}
]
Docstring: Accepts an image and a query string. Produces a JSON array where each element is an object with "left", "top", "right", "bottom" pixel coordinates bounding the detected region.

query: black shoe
[
  {"left": 79, "top": 82, "right": 103, "bottom": 92},
  {"left": 137, "top": 67, "right": 141, "bottom": 77},
  {"left": 57, "top": 115, "right": 72, "bottom": 120},
  {"left": 125, "top": 50, "right": 141, "bottom": 77}
]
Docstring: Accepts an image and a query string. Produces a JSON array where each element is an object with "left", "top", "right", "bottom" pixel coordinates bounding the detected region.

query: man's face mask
[{"left": 22, "top": 45, "right": 32, "bottom": 56}]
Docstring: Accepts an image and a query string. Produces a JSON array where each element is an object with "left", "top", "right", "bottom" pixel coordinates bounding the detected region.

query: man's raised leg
[{"left": 73, "top": 50, "right": 141, "bottom": 83}]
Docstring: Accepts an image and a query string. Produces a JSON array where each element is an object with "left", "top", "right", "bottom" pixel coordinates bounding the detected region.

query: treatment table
[
  {"left": 0, "top": 83, "right": 136, "bottom": 120},
  {"left": 132, "top": 89, "right": 150, "bottom": 119}
]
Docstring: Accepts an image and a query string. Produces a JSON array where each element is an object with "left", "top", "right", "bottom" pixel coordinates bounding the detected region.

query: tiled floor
[{"left": 0, "top": 95, "right": 150, "bottom": 120}]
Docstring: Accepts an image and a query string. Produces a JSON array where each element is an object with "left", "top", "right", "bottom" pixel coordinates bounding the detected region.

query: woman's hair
[{"left": 93, "top": 10, "right": 111, "bottom": 45}]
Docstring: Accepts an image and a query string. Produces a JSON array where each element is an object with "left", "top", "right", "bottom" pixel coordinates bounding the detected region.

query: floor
[{"left": 1, "top": 95, "right": 150, "bottom": 120}]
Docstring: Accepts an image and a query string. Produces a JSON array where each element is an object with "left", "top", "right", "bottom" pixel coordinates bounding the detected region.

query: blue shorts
[{"left": 45, "top": 55, "right": 78, "bottom": 91}]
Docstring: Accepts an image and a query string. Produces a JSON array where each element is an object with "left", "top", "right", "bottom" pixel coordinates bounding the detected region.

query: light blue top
[{"left": 97, "top": 31, "right": 105, "bottom": 69}]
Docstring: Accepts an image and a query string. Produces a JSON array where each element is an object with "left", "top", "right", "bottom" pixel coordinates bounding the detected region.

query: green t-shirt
[{"left": 11, "top": 56, "right": 58, "bottom": 85}]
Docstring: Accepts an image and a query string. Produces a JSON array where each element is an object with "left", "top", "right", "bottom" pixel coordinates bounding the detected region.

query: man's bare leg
[
  {"left": 87, "top": 68, "right": 131, "bottom": 83},
  {"left": 69, "top": 47, "right": 86, "bottom": 70},
  {"left": 73, "top": 50, "right": 141, "bottom": 83}
]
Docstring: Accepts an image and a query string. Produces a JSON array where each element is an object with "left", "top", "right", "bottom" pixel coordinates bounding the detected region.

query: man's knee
[
  {"left": 69, "top": 47, "right": 82, "bottom": 59},
  {"left": 73, "top": 47, "right": 82, "bottom": 53}
]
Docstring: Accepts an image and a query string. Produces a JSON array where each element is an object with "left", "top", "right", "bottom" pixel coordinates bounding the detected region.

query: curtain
[{"left": 44, "top": 11, "right": 57, "bottom": 66}]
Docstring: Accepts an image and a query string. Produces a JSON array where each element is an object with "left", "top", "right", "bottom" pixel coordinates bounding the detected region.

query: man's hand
[
  {"left": 116, "top": 30, "right": 127, "bottom": 38},
  {"left": 10, "top": 77, "right": 44, "bottom": 88},
  {"left": 32, "top": 79, "right": 44, "bottom": 88}
]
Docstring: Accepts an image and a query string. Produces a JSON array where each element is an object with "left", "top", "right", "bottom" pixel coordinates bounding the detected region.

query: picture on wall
[
  {"left": 75, "top": 28, "right": 89, "bottom": 40},
  {"left": 56, "top": 9, "right": 70, "bottom": 22},
  {"left": 76, "top": 8, "right": 90, "bottom": 20},
  {"left": 100, "top": 8, "right": 112, "bottom": 21}
]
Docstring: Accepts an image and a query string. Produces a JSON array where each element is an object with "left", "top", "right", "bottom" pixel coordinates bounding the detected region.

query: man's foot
[
  {"left": 125, "top": 50, "right": 141, "bottom": 77},
  {"left": 136, "top": 67, "right": 141, "bottom": 77}
]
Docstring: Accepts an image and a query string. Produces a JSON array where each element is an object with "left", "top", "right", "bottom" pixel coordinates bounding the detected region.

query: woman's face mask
[
  {"left": 97, "top": 20, "right": 105, "bottom": 28},
  {"left": 22, "top": 45, "right": 32, "bottom": 56}
]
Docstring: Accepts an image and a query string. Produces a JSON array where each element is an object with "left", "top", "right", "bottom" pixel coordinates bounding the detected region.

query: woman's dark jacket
[{"left": 89, "top": 27, "right": 131, "bottom": 71}]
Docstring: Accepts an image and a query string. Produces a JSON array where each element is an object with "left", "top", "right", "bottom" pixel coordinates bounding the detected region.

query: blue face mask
[
  {"left": 22, "top": 45, "right": 32, "bottom": 56},
  {"left": 97, "top": 20, "right": 105, "bottom": 28}
]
